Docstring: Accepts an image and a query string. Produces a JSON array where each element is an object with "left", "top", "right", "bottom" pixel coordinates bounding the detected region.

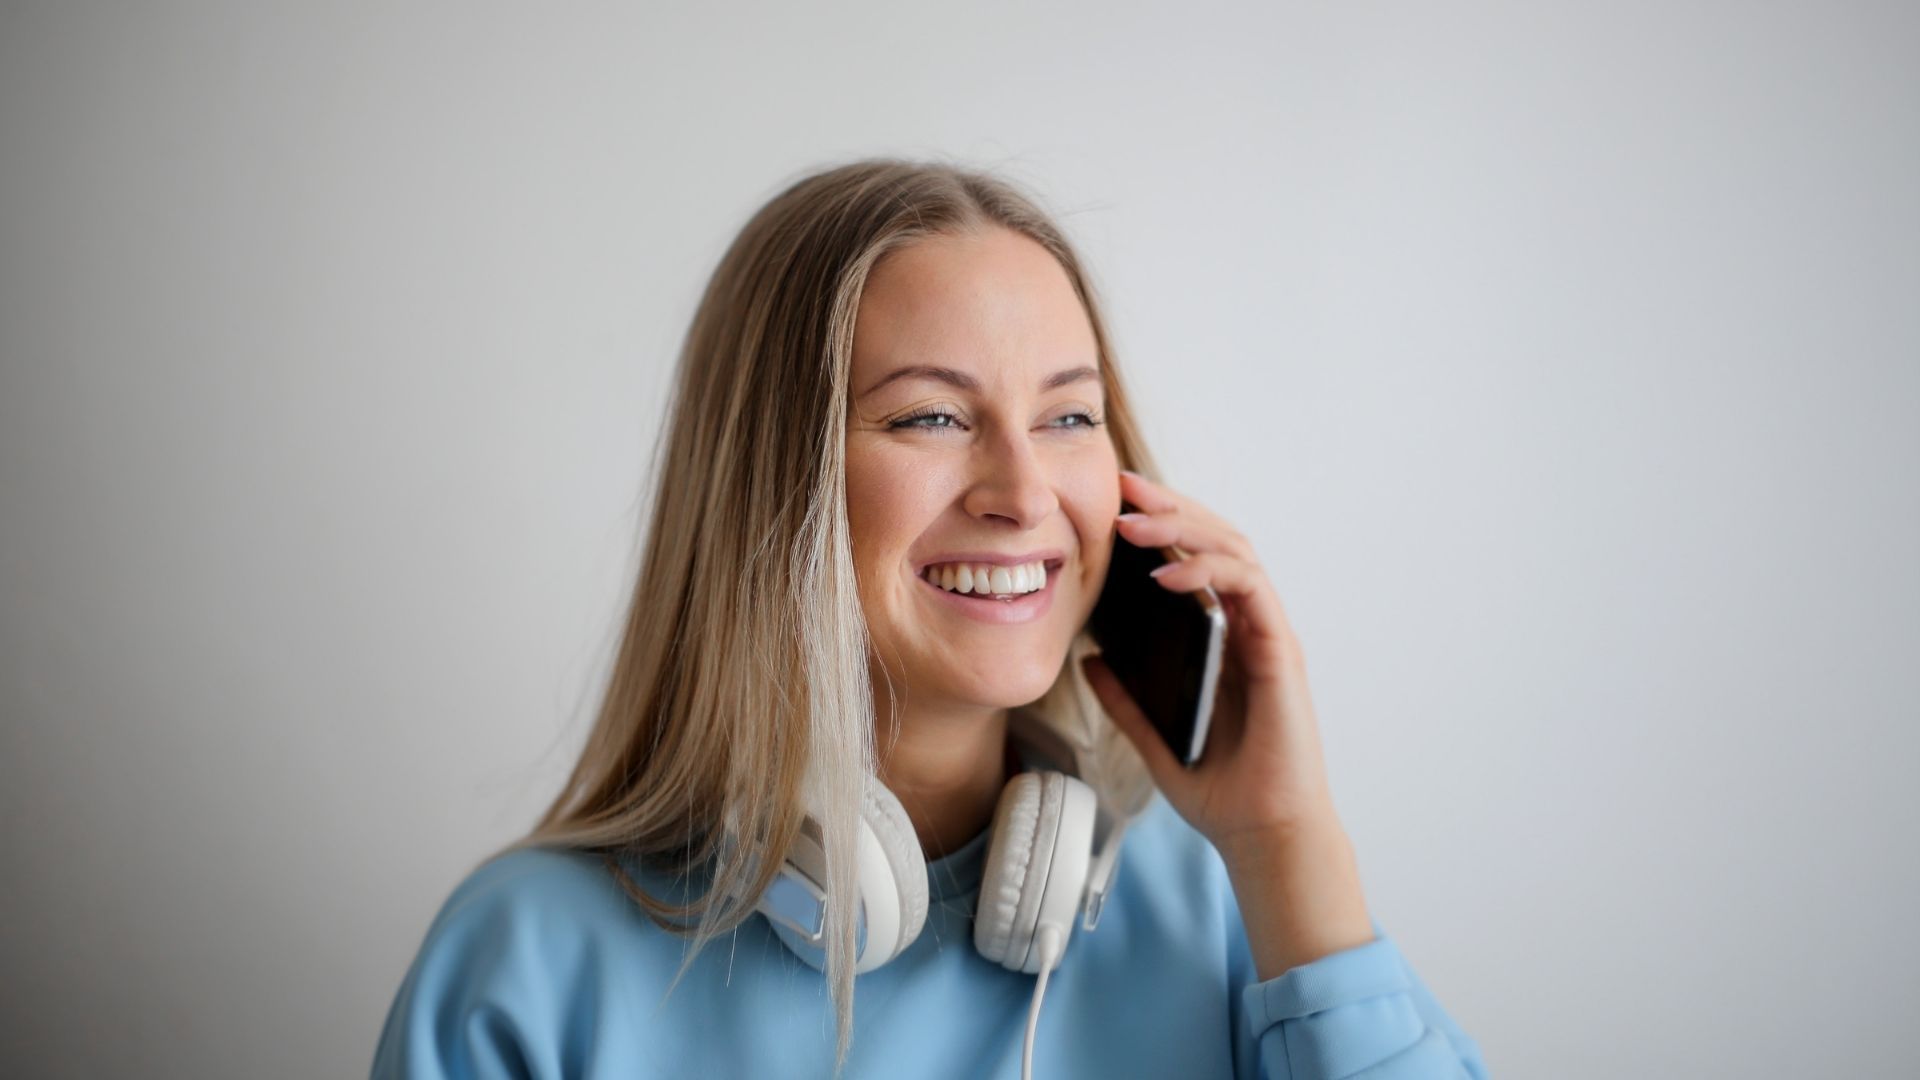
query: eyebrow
[{"left": 857, "top": 364, "right": 1101, "bottom": 400}]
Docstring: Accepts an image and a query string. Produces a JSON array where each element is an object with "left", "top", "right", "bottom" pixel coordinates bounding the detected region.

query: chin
[{"left": 955, "top": 656, "right": 1066, "bottom": 710}]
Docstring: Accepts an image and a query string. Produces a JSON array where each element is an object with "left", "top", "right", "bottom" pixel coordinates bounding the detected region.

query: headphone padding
[
  {"left": 974, "top": 771, "right": 1050, "bottom": 967},
  {"left": 860, "top": 780, "right": 929, "bottom": 969}
]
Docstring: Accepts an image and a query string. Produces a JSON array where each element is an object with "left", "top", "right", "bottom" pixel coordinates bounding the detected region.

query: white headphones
[{"left": 750, "top": 706, "right": 1140, "bottom": 977}]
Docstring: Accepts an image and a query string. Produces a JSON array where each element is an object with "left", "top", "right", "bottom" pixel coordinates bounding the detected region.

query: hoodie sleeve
[{"left": 1232, "top": 915, "right": 1489, "bottom": 1080}]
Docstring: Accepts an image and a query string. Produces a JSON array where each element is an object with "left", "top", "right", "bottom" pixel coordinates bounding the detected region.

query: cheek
[
  {"left": 1062, "top": 449, "right": 1122, "bottom": 523},
  {"left": 1063, "top": 452, "right": 1122, "bottom": 592},
  {"left": 844, "top": 444, "right": 946, "bottom": 565}
]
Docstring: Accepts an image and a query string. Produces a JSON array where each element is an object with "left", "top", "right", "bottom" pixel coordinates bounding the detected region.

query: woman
[{"left": 371, "top": 158, "right": 1488, "bottom": 1079}]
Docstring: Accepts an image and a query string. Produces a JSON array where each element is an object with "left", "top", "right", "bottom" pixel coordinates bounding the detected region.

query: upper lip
[{"left": 916, "top": 549, "right": 1066, "bottom": 573}]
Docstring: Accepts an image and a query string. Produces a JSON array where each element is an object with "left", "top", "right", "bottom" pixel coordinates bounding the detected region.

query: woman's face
[{"left": 846, "top": 227, "right": 1121, "bottom": 716}]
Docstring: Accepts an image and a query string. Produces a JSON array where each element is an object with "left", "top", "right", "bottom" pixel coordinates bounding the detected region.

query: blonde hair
[{"left": 504, "top": 155, "right": 1164, "bottom": 1073}]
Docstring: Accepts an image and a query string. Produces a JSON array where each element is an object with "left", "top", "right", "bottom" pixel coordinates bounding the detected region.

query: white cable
[{"left": 1022, "top": 924, "right": 1066, "bottom": 1080}]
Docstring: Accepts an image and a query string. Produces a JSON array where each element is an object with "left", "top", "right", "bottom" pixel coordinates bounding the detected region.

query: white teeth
[{"left": 923, "top": 560, "right": 1048, "bottom": 597}]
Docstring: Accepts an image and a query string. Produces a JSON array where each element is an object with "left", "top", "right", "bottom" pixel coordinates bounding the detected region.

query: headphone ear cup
[
  {"left": 974, "top": 771, "right": 1097, "bottom": 973},
  {"left": 764, "top": 780, "right": 929, "bottom": 975},
  {"left": 860, "top": 781, "right": 930, "bottom": 970}
]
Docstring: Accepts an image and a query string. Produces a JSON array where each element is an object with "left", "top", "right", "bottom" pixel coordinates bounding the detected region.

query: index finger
[
  {"left": 1118, "top": 469, "right": 1179, "bottom": 513},
  {"left": 1119, "top": 469, "right": 1235, "bottom": 533}
]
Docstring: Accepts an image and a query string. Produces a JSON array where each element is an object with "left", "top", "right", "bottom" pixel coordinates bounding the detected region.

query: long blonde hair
[{"left": 506, "top": 155, "right": 1164, "bottom": 1073}]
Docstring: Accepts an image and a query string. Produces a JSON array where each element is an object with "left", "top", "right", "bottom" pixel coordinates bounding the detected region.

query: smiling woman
[
  {"left": 844, "top": 227, "right": 1129, "bottom": 859},
  {"left": 370, "top": 157, "right": 1487, "bottom": 1080}
]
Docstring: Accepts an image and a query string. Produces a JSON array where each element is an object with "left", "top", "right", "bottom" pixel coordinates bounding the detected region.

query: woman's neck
[{"left": 873, "top": 697, "right": 1010, "bottom": 859}]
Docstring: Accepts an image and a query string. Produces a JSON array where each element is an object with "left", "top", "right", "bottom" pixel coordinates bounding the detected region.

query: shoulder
[
  {"left": 373, "top": 846, "right": 700, "bottom": 1076},
  {"left": 441, "top": 845, "right": 639, "bottom": 925},
  {"left": 422, "top": 845, "right": 699, "bottom": 973}
]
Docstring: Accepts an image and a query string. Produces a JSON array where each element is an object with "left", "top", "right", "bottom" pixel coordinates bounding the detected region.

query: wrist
[
  {"left": 1218, "top": 815, "right": 1375, "bottom": 981},
  {"left": 1213, "top": 808, "right": 1350, "bottom": 871}
]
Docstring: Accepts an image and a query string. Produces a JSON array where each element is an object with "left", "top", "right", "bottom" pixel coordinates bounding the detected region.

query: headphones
[{"left": 749, "top": 707, "right": 1139, "bottom": 977}]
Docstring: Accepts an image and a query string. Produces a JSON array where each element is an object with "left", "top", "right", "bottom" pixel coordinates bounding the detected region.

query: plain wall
[{"left": 2, "top": 2, "right": 1915, "bottom": 1077}]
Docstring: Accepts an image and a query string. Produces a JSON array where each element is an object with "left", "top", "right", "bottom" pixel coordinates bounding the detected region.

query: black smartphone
[{"left": 1086, "top": 499, "right": 1228, "bottom": 766}]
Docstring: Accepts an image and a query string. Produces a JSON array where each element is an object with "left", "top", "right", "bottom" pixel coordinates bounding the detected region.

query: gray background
[{"left": 3, "top": 2, "right": 1915, "bottom": 1077}]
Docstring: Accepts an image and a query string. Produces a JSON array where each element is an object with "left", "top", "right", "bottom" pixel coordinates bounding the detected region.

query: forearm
[{"left": 1220, "top": 817, "right": 1376, "bottom": 982}]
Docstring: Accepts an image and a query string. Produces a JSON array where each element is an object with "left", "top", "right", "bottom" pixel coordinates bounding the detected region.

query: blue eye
[
  {"left": 888, "top": 408, "right": 1105, "bottom": 433},
  {"left": 891, "top": 407, "right": 962, "bottom": 431}
]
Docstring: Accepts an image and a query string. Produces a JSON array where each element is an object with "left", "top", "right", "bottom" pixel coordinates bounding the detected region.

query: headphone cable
[{"left": 1022, "top": 924, "right": 1066, "bottom": 1080}]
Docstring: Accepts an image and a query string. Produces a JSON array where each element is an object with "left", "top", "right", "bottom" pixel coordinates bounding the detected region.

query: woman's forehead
[{"left": 852, "top": 232, "right": 1097, "bottom": 388}]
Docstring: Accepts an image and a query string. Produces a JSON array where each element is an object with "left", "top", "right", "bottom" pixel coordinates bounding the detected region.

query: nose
[{"left": 961, "top": 425, "right": 1058, "bottom": 528}]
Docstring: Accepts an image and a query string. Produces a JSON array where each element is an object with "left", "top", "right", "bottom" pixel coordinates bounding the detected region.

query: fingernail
[
  {"left": 1149, "top": 563, "right": 1177, "bottom": 578},
  {"left": 1117, "top": 512, "right": 1148, "bottom": 524}
]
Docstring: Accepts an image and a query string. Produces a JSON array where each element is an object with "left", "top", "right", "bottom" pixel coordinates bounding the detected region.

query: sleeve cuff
[{"left": 1240, "top": 917, "right": 1406, "bottom": 1032}]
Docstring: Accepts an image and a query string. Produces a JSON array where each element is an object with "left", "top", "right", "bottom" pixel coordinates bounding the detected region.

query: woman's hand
[
  {"left": 1080, "top": 469, "right": 1375, "bottom": 977},
  {"left": 1081, "top": 469, "right": 1340, "bottom": 856}
]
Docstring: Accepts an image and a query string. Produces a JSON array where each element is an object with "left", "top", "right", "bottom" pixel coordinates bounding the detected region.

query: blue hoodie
[{"left": 372, "top": 794, "right": 1488, "bottom": 1078}]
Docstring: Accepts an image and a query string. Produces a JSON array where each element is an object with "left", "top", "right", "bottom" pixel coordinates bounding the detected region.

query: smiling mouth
[
  {"left": 917, "top": 559, "right": 1064, "bottom": 601},
  {"left": 912, "top": 562, "right": 1063, "bottom": 633}
]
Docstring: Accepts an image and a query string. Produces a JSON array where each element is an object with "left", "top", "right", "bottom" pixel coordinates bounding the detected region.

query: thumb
[{"left": 1080, "top": 654, "right": 1184, "bottom": 790}]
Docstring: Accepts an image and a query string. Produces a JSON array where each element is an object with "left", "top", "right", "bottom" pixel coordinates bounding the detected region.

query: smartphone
[{"left": 1085, "top": 499, "right": 1227, "bottom": 766}]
